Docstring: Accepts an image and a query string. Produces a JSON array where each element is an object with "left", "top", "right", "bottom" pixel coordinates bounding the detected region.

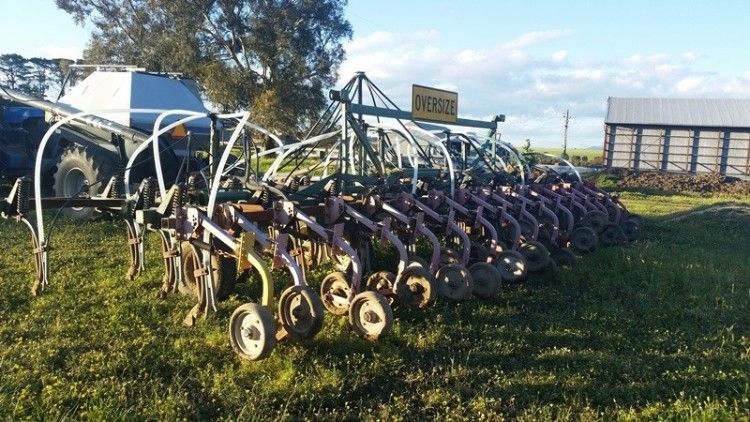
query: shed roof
[{"left": 605, "top": 97, "right": 750, "bottom": 128}]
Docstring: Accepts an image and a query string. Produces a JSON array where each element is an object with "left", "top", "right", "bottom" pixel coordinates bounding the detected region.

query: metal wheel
[
  {"left": 495, "top": 250, "right": 527, "bottom": 283},
  {"left": 570, "top": 226, "right": 597, "bottom": 253},
  {"left": 435, "top": 264, "right": 473, "bottom": 301},
  {"left": 178, "top": 241, "right": 236, "bottom": 301},
  {"left": 320, "top": 271, "right": 351, "bottom": 316},
  {"left": 519, "top": 218, "right": 536, "bottom": 239},
  {"left": 551, "top": 247, "right": 577, "bottom": 268},
  {"left": 627, "top": 215, "right": 645, "bottom": 230},
  {"left": 365, "top": 271, "right": 396, "bottom": 293},
  {"left": 519, "top": 240, "right": 550, "bottom": 272},
  {"left": 439, "top": 247, "right": 461, "bottom": 265},
  {"left": 349, "top": 291, "right": 394, "bottom": 341},
  {"left": 408, "top": 256, "right": 430, "bottom": 269},
  {"left": 601, "top": 224, "right": 626, "bottom": 246},
  {"left": 621, "top": 218, "right": 642, "bottom": 241},
  {"left": 278, "top": 285, "right": 325, "bottom": 341},
  {"left": 229, "top": 303, "right": 276, "bottom": 360},
  {"left": 582, "top": 210, "right": 608, "bottom": 233},
  {"left": 468, "top": 262, "right": 502, "bottom": 298},
  {"left": 470, "top": 241, "right": 491, "bottom": 263},
  {"left": 395, "top": 264, "right": 436, "bottom": 308}
]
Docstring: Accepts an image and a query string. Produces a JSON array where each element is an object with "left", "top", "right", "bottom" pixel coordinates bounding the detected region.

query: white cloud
[
  {"left": 720, "top": 70, "right": 750, "bottom": 94},
  {"left": 676, "top": 76, "right": 703, "bottom": 93},
  {"left": 568, "top": 68, "right": 606, "bottom": 81},
  {"left": 682, "top": 51, "right": 700, "bottom": 61},
  {"left": 503, "top": 29, "right": 575, "bottom": 49},
  {"left": 456, "top": 49, "right": 486, "bottom": 64},
  {"left": 412, "top": 29, "right": 439, "bottom": 40},
  {"left": 552, "top": 50, "right": 568, "bottom": 62},
  {"left": 344, "top": 31, "right": 396, "bottom": 53}
]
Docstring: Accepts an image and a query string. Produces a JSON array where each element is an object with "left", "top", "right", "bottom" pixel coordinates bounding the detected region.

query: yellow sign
[{"left": 411, "top": 84, "right": 458, "bottom": 123}]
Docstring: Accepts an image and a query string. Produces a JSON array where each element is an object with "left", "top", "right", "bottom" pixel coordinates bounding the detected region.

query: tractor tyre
[{"left": 52, "top": 144, "right": 115, "bottom": 220}]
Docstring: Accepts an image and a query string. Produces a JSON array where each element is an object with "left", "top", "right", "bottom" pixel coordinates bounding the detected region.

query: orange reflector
[{"left": 170, "top": 124, "right": 188, "bottom": 139}]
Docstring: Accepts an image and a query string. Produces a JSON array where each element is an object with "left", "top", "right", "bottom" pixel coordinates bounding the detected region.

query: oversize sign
[{"left": 411, "top": 84, "right": 458, "bottom": 123}]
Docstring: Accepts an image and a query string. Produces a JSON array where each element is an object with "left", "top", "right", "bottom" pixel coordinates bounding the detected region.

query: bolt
[
  {"left": 363, "top": 310, "right": 380, "bottom": 324},
  {"left": 242, "top": 325, "right": 259, "bottom": 340}
]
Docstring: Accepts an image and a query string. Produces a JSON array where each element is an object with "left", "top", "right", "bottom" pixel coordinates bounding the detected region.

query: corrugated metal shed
[
  {"left": 606, "top": 97, "right": 750, "bottom": 128},
  {"left": 604, "top": 97, "right": 750, "bottom": 177}
]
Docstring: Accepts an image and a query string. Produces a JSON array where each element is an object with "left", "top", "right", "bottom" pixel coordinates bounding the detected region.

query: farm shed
[{"left": 604, "top": 97, "right": 750, "bottom": 177}]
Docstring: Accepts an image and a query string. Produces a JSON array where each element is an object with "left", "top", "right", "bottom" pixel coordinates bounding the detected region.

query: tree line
[{"left": 0, "top": 54, "right": 82, "bottom": 99}]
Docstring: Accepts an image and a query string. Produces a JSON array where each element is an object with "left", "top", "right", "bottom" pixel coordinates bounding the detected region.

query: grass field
[
  {"left": 1, "top": 191, "right": 749, "bottom": 420},
  {"left": 531, "top": 147, "right": 604, "bottom": 162}
]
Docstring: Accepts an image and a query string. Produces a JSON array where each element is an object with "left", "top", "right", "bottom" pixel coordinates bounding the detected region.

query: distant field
[
  {"left": 1, "top": 189, "right": 749, "bottom": 419},
  {"left": 529, "top": 147, "right": 604, "bottom": 161}
]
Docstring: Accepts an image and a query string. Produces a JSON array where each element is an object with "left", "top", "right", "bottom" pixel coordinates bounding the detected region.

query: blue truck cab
[{"left": 0, "top": 105, "right": 47, "bottom": 179}]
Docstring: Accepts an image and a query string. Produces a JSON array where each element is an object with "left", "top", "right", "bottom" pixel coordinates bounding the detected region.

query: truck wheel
[{"left": 53, "top": 145, "right": 114, "bottom": 220}]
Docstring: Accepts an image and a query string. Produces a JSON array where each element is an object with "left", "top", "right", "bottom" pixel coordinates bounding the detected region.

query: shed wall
[{"left": 604, "top": 124, "right": 750, "bottom": 177}]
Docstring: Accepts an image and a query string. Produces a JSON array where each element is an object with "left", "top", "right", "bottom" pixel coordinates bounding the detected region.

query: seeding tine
[{"left": 2, "top": 71, "right": 647, "bottom": 364}]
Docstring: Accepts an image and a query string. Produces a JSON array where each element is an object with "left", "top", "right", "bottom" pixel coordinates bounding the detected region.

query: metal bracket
[
  {"left": 236, "top": 231, "right": 256, "bottom": 271},
  {"left": 272, "top": 233, "right": 290, "bottom": 269}
]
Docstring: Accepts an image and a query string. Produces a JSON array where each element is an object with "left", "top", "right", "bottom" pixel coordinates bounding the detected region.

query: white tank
[{"left": 58, "top": 70, "right": 212, "bottom": 136}]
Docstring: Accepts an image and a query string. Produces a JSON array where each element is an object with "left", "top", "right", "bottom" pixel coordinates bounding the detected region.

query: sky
[{"left": 3, "top": 0, "right": 750, "bottom": 147}]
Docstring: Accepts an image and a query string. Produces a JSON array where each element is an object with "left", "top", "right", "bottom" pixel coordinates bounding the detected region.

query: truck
[{"left": 0, "top": 66, "right": 214, "bottom": 219}]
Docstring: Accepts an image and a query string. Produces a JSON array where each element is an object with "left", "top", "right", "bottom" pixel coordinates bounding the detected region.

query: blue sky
[{"left": 2, "top": 0, "right": 750, "bottom": 146}]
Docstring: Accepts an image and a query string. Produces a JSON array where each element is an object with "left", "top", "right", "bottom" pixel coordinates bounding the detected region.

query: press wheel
[
  {"left": 395, "top": 264, "right": 436, "bottom": 308},
  {"left": 570, "top": 226, "right": 597, "bottom": 253},
  {"left": 468, "top": 262, "right": 502, "bottom": 298},
  {"left": 519, "top": 240, "right": 550, "bottom": 272},
  {"left": 278, "top": 285, "right": 325, "bottom": 341},
  {"left": 229, "top": 303, "right": 276, "bottom": 360},
  {"left": 495, "top": 250, "right": 527, "bottom": 283},
  {"left": 435, "top": 264, "right": 473, "bottom": 301},
  {"left": 320, "top": 271, "right": 351, "bottom": 316},
  {"left": 349, "top": 291, "right": 394, "bottom": 341}
]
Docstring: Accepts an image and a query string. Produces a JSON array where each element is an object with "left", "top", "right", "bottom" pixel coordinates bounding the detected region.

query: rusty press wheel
[
  {"left": 570, "top": 226, "right": 597, "bottom": 253},
  {"left": 495, "top": 250, "right": 527, "bottom": 283},
  {"left": 621, "top": 217, "right": 642, "bottom": 241},
  {"left": 551, "top": 247, "right": 577, "bottom": 268},
  {"left": 470, "top": 241, "right": 491, "bottom": 263},
  {"left": 409, "top": 255, "right": 430, "bottom": 269},
  {"left": 600, "top": 224, "right": 626, "bottom": 246},
  {"left": 349, "top": 291, "right": 393, "bottom": 341},
  {"left": 320, "top": 271, "right": 351, "bottom": 316},
  {"left": 519, "top": 240, "right": 550, "bottom": 273},
  {"left": 365, "top": 271, "right": 396, "bottom": 293},
  {"left": 581, "top": 210, "right": 608, "bottom": 233},
  {"left": 178, "top": 241, "right": 236, "bottom": 301},
  {"left": 435, "top": 264, "right": 473, "bottom": 301},
  {"left": 468, "top": 262, "right": 502, "bottom": 298},
  {"left": 278, "top": 285, "right": 325, "bottom": 341},
  {"left": 395, "top": 263, "right": 436, "bottom": 308}
]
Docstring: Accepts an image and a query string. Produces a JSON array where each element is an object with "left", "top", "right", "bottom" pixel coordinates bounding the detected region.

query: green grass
[
  {"left": 1, "top": 191, "right": 750, "bottom": 419},
  {"left": 234, "top": 154, "right": 331, "bottom": 178},
  {"left": 531, "top": 147, "right": 604, "bottom": 162}
]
